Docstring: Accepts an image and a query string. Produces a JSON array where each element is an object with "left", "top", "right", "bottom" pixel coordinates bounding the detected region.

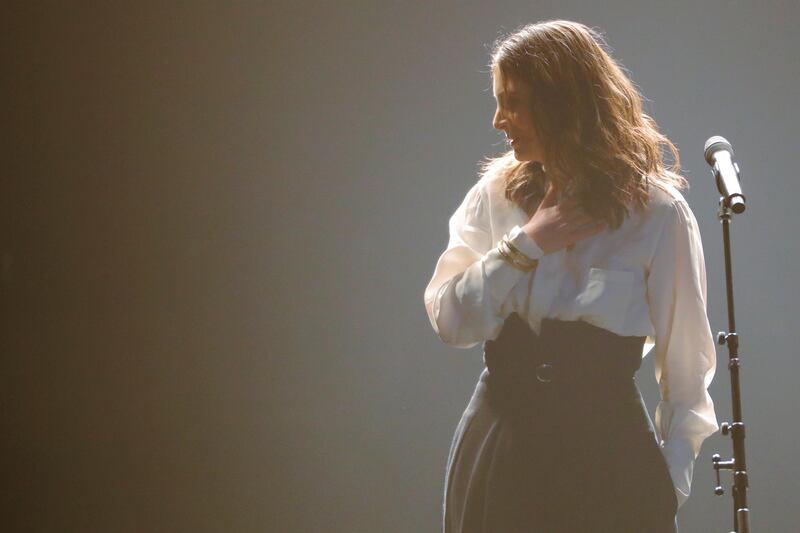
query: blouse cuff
[
  {"left": 508, "top": 225, "right": 544, "bottom": 260},
  {"left": 661, "top": 436, "right": 696, "bottom": 509}
]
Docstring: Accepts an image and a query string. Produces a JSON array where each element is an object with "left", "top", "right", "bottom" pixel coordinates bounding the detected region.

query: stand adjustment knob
[{"left": 712, "top": 453, "right": 725, "bottom": 496}]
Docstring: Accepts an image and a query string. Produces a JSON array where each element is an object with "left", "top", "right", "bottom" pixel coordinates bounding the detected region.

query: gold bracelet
[
  {"left": 503, "top": 237, "right": 539, "bottom": 268},
  {"left": 498, "top": 244, "right": 535, "bottom": 272},
  {"left": 497, "top": 236, "right": 538, "bottom": 272},
  {"left": 501, "top": 235, "right": 539, "bottom": 268},
  {"left": 497, "top": 240, "right": 526, "bottom": 269}
]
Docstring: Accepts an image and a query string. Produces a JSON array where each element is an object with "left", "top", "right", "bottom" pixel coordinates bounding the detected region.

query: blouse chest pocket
[{"left": 572, "top": 267, "right": 637, "bottom": 333}]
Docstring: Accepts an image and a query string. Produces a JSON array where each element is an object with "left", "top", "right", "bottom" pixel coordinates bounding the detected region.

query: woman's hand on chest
[{"left": 522, "top": 184, "right": 607, "bottom": 255}]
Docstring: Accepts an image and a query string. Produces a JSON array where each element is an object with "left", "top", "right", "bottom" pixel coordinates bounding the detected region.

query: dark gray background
[{"left": 3, "top": 1, "right": 798, "bottom": 531}]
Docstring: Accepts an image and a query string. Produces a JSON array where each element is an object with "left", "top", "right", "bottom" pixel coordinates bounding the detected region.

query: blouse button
[{"left": 536, "top": 363, "right": 553, "bottom": 383}]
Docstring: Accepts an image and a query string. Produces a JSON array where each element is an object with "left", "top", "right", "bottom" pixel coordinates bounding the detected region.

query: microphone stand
[{"left": 711, "top": 195, "right": 751, "bottom": 533}]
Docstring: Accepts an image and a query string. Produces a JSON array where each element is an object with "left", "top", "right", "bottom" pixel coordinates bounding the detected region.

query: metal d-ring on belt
[{"left": 535, "top": 362, "right": 553, "bottom": 383}]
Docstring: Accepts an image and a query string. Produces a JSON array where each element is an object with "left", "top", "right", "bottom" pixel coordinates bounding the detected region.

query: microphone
[{"left": 704, "top": 136, "right": 746, "bottom": 213}]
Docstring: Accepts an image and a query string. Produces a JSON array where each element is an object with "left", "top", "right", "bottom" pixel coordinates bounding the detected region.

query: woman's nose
[{"left": 492, "top": 109, "right": 506, "bottom": 131}]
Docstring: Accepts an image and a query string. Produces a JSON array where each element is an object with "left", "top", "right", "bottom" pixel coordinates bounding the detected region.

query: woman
[{"left": 423, "top": 20, "right": 719, "bottom": 532}]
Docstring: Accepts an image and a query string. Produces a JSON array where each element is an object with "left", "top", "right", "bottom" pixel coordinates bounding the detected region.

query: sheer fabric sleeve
[
  {"left": 646, "top": 199, "right": 720, "bottom": 509},
  {"left": 423, "top": 180, "right": 543, "bottom": 349}
]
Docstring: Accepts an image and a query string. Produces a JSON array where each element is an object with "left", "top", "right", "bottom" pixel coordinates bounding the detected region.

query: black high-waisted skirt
[{"left": 443, "top": 313, "right": 678, "bottom": 532}]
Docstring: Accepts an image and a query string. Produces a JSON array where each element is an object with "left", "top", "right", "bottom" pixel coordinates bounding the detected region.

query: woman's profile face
[{"left": 492, "top": 67, "right": 545, "bottom": 165}]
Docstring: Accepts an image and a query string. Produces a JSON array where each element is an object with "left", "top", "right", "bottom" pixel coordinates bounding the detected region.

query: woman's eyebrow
[
  {"left": 494, "top": 89, "right": 520, "bottom": 99},
  {"left": 494, "top": 90, "right": 518, "bottom": 101}
]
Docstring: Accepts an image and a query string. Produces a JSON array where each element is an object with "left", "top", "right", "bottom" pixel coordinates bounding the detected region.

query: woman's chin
[
  {"left": 510, "top": 149, "right": 544, "bottom": 167},
  {"left": 511, "top": 149, "right": 532, "bottom": 162}
]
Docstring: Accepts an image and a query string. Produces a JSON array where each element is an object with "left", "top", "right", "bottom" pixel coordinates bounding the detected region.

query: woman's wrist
[
  {"left": 496, "top": 226, "right": 542, "bottom": 272},
  {"left": 497, "top": 238, "right": 537, "bottom": 272},
  {"left": 510, "top": 224, "right": 544, "bottom": 260}
]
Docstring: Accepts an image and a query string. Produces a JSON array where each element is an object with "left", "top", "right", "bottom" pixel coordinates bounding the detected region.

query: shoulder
[
  {"left": 451, "top": 166, "right": 498, "bottom": 223},
  {"left": 642, "top": 178, "right": 704, "bottom": 247},
  {"left": 472, "top": 153, "right": 519, "bottom": 209},
  {"left": 646, "top": 179, "right": 687, "bottom": 210},
  {"left": 643, "top": 178, "right": 697, "bottom": 226}
]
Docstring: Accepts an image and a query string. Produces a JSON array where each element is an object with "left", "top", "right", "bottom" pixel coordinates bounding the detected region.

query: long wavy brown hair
[{"left": 482, "top": 20, "right": 687, "bottom": 230}]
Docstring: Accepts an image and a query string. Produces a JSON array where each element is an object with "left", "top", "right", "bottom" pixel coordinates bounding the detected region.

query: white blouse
[{"left": 423, "top": 164, "right": 719, "bottom": 509}]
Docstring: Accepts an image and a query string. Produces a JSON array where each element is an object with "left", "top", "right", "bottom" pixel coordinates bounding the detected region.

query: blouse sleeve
[
  {"left": 423, "top": 179, "right": 544, "bottom": 349},
  {"left": 646, "top": 199, "right": 720, "bottom": 509}
]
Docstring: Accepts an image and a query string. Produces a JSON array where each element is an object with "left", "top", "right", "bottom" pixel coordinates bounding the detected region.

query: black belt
[{"left": 482, "top": 313, "right": 647, "bottom": 419}]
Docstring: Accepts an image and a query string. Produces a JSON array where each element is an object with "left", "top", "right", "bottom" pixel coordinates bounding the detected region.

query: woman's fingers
[{"left": 540, "top": 184, "right": 558, "bottom": 207}]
